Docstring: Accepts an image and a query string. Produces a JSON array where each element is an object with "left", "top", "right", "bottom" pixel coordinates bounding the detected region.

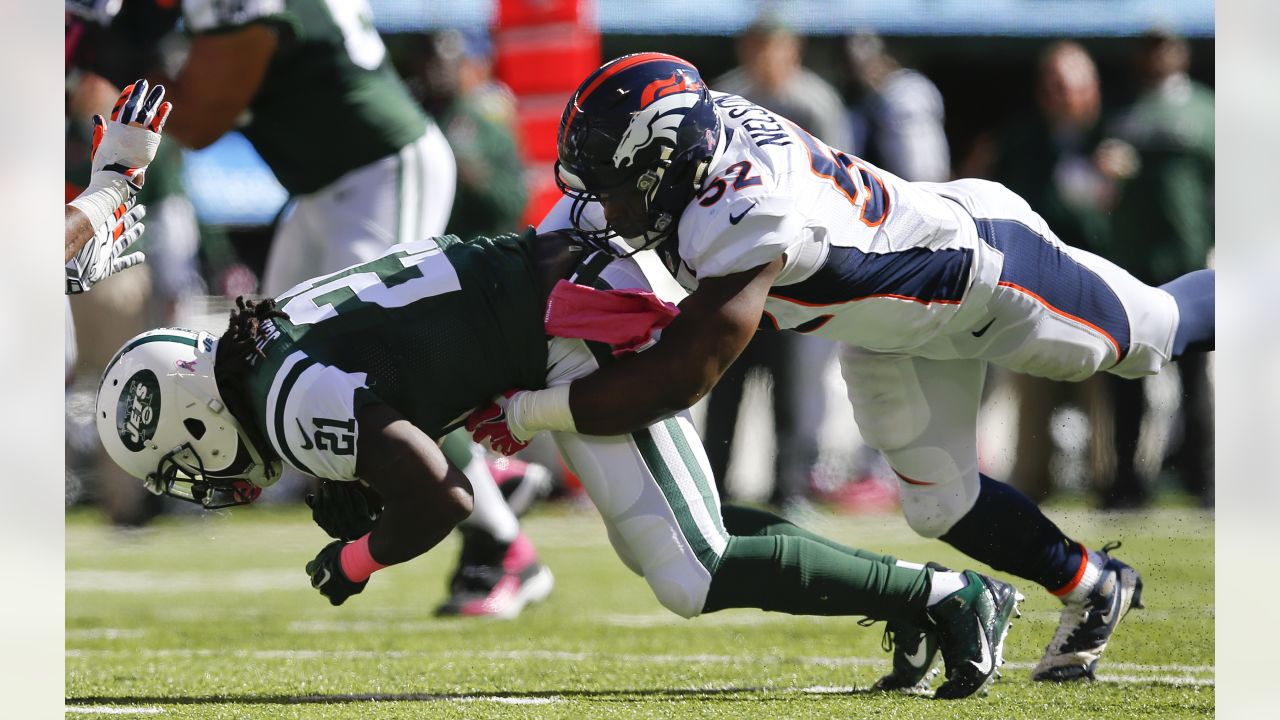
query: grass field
[{"left": 66, "top": 502, "right": 1214, "bottom": 719}]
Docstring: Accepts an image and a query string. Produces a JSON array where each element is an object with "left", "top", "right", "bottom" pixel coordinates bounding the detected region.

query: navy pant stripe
[
  {"left": 973, "top": 218, "right": 1130, "bottom": 361},
  {"left": 768, "top": 245, "right": 972, "bottom": 307}
]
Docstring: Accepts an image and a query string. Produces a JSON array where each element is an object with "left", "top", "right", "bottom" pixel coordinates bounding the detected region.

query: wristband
[
  {"left": 507, "top": 385, "right": 577, "bottom": 440},
  {"left": 339, "top": 533, "right": 387, "bottom": 583},
  {"left": 67, "top": 174, "right": 131, "bottom": 232}
]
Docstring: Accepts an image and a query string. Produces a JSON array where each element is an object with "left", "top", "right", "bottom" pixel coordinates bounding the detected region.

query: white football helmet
[{"left": 96, "top": 328, "right": 281, "bottom": 509}]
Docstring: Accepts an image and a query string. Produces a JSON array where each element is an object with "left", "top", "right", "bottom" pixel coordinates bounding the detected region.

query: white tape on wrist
[
  {"left": 67, "top": 174, "right": 131, "bottom": 231},
  {"left": 507, "top": 385, "right": 577, "bottom": 440}
]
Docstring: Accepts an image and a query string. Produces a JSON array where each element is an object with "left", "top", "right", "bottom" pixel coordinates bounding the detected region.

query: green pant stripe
[
  {"left": 409, "top": 137, "right": 424, "bottom": 245},
  {"left": 393, "top": 149, "right": 405, "bottom": 246},
  {"left": 662, "top": 417, "right": 726, "bottom": 538},
  {"left": 632, "top": 421, "right": 723, "bottom": 573}
]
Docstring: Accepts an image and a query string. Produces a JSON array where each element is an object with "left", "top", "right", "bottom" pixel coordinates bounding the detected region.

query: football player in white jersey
[{"left": 482, "top": 53, "right": 1216, "bottom": 684}]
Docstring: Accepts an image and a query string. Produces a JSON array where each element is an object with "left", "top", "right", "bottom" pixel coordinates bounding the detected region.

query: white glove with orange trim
[
  {"left": 66, "top": 198, "right": 147, "bottom": 294},
  {"left": 68, "top": 79, "right": 172, "bottom": 236}
]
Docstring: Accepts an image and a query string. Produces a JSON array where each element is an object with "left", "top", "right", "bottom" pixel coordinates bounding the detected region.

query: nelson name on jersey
[{"left": 712, "top": 94, "right": 792, "bottom": 147}]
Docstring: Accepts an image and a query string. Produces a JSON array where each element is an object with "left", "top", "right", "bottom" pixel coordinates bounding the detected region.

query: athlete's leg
[
  {"left": 1160, "top": 269, "right": 1215, "bottom": 356},
  {"left": 932, "top": 180, "right": 1152, "bottom": 680},
  {"left": 441, "top": 430, "right": 518, "bottom": 543},
  {"left": 262, "top": 199, "right": 319, "bottom": 296},
  {"left": 841, "top": 349, "right": 1092, "bottom": 595},
  {"left": 436, "top": 428, "right": 552, "bottom": 618},
  {"left": 545, "top": 256, "right": 945, "bottom": 624}
]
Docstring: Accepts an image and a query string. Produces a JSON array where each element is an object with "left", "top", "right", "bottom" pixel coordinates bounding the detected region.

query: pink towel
[{"left": 544, "top": 279, "right": 680, "bottom": 355}]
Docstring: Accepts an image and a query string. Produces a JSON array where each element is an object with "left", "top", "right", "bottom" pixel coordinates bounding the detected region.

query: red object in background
[
  {"left": 496, "top": 0, "right": 588, "bottom": 28},
  {"left": 495, "top": 29, "right": 600, "bottom": 96},
  {"left": 497, "top": 0, "right": 600, "bottom": 227},
  {"left": 514, "top": 96, "right": 566, "bottom": 163},
  {"left": 521, "top": 167, "right": 562, "bottom": 228}
]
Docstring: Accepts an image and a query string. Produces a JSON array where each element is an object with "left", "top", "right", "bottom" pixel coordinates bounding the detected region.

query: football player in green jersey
[
  {"left": 96, "top": 229, "right": 1023, "bottom": 699},
  {"left": 75, "top": 0, "right": 544, "bottom": 616},
  {"left": 153, "top": 0, "right": 455, "bottom": 294}
]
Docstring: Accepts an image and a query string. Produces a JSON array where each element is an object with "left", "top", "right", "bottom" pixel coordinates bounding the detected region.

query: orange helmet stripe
[{"left": 563, "top": 52, "right": 693, "bottom": 135}]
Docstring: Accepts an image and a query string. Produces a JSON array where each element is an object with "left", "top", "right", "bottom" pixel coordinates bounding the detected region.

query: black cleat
[{"left": 1033, "top": 543, "right": 1144, "bottom": 682}]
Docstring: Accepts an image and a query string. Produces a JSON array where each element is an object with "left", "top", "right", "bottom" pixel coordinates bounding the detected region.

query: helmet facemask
[{"left": 146, "top": 442, "right": 265, "bottom": 510}]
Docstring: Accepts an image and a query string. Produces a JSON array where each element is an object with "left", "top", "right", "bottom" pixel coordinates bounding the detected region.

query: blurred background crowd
[{"left": 64, "top": 0, "right": 1214, "bottom": 526}]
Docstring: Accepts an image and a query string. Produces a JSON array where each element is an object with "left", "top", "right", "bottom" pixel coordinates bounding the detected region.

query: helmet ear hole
[{"left": 183, "top": 418, "right": 207, "bottom": 440}]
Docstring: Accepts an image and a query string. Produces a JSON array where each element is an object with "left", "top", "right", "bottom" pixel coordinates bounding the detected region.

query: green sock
[
  {"left": 721, "top": 504, "right": 899, "bottom": 565},
  {"left": 704, "top": 505, "right": 931, "bottom": 625}
]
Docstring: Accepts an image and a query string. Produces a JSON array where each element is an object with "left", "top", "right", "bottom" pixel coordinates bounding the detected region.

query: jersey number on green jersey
[
  {"left": 323, "top": 0, "right": 386, "bottom": 71},
  {"left": 277, "top": 239, "right": 461, "bottom": 325}
]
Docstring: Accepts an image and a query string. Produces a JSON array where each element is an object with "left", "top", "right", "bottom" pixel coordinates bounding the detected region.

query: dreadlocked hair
[{"left": 214, "top": 296, "right": 290, "bottom": 459}]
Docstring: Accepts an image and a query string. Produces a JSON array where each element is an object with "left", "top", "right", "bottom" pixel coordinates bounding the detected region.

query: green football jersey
[
  {"left": 184, "top": 0, "right": 427, "bottom": 195},
  {"left": 240, "top": 230, "right": 548, "bottom": 481}
]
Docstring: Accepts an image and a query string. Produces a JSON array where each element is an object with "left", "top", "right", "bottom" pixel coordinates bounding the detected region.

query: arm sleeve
[{"left": 264, "top": 359, "right": 374, "bottom": 482}]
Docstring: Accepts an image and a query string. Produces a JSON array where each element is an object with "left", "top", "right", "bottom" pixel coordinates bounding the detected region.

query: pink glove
[{"left": 465, "top": 391, "right": 530, "bottom": 456}]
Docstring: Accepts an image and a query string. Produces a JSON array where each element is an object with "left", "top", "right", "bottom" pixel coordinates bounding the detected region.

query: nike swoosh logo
[
  {"left": 904, "top": 641, "right": 930, "bottom": 668},
  {"left": 971, "top": 625, "right": 993, "bottom": 674},
  {"left": 729, "top": 203, "right": 756, "bottom": 225},
  {"left": 971, "top": 318, "right": 996, "bottom": 338},
  {"left": 313, "top": 567, "right": 331, "bottom": 588},
  {"left": 296, "top": 419, "right": 315, "bottom": 450}
]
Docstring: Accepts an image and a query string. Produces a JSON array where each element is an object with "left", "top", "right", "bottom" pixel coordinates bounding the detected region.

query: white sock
[
  {"left": 895, "top": 560, "right": 926, "bottom": 570},
  {"left": 1061, "top": 549, "right": 1107, "bottom": 604},
  {"left": 927, "top": 571, "right": 970, "bottom": 606},
  {"left": 457, "top": 445, "right": 520, "bottom": 543}
]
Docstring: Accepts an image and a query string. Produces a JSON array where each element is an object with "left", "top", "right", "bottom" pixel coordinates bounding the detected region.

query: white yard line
[
  {"left": 65, "top": 706, "right": 164, "bottom": 715},
  {"left": 66, "top": 647, "right": 1215, "bottom": 683}
]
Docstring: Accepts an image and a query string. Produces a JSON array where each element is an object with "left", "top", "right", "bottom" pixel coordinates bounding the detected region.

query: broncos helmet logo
[{"left": 612, "top": 70, "right": 705, "bottom": 170}]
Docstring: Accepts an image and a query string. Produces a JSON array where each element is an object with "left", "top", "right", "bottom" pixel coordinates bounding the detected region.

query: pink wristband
[{"left": 339, "top": 533, "right": 388, "bottom": 583}]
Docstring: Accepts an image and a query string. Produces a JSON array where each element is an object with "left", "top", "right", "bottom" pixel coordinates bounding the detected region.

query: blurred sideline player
[
  {"left": 72, "top": 0, "right": 538, "bottom": 617},
  {"left": 96, "top": 228, "right": 1023, "bottom": 700},
  {"left": 483, "top": 54, "right": 1215, "bottom": 683}
]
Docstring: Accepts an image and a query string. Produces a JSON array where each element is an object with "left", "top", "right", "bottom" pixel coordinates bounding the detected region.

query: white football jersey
[{"left": 671, "top": 92, "right": 997, "bottom": 353}]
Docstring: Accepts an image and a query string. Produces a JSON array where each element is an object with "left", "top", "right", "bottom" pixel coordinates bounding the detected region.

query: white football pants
[{"left": 263, "top": 123, "right": 457, "bottom": 295}]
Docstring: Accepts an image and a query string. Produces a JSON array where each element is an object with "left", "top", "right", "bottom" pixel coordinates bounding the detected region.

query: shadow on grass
[{"left": 67, "top": 686, "right": 886, "bottom": 706}]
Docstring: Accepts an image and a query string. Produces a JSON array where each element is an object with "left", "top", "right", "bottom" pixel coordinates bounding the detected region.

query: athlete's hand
[
  {"left": 465, "top": 391, "right": 530, "bottom": 456},
  {"left": 66, "top": 198, "right": 146, "bottom": 294},
  {"left": 90, "top": 79, "right": 173, "bottom": 191},
  {"left": 305, "top": 480, "right": 382, "bottom": 541},
  {"left": 305, "top": 540, "right": 367, "bottom": 606}
]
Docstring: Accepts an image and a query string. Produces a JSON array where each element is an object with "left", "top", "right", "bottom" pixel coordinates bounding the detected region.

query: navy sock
[
  {"left": 939, "top": 474, "right": 1084, "bottom": 592},
  {"left": 1160, "top": 269, "right": 1215, "bottom": 356}
]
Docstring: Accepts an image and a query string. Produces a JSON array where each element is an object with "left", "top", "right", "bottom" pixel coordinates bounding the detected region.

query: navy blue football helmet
[{"left": 556, "top": 52, "right": 723, "bottom": 255}]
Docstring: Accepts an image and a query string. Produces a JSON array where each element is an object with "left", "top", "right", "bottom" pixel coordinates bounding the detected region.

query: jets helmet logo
[
  {"left": 116, "top": 369, "right": 161, "bottom": 452},
  {"left": 612, "top": 71, "right": 704, "bottom": 170}
]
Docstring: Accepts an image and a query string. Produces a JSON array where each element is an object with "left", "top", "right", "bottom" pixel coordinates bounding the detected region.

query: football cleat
[
  {"left": 929, "top": 570, "right": 1022, "bottom": 700},
  {"left": 1032, "top": 543, "right": 1144, "bottom": 682},
  {"left": 435, "top": 529, "right": 554, "bottom": 619},
  {"left": 870, "top": 622, "right": 940, "bottom": 695},
  {"left": 870, "top": 562, "right": 949, "bottom": 694}
]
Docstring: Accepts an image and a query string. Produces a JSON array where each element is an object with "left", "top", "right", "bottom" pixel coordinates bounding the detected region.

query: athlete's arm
[
  {"left": 162, "top": 26, "right": 278, "bottom": 149},
  {"left": 565, "top": 257, "right": 784, "bottom": 435},
  {"left": 353, "top": 402, "right": 474, "bottom": 565},
  {"left": 65, "top": 206, "right": 95, "bottom": 262}
]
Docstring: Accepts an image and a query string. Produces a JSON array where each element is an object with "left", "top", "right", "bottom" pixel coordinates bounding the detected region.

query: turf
[{"left": 66, "top": 503, "right": 1214, "bottom": 719}]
